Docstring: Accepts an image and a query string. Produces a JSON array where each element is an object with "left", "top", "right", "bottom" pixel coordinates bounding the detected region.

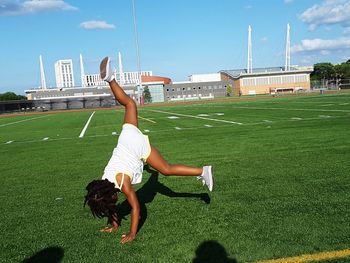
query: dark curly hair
[{"left": 84, "top": 179, "right": 119, "bottom": 223}]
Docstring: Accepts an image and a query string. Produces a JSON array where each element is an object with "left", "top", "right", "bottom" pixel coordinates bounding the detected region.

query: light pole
[{"left": 131, "top": 0, "right": 143, "bottom": 105}]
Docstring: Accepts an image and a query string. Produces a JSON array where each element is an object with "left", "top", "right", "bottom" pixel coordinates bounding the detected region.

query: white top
[{"left": 102, "top": 123, "right": 151, "bottom": 189}]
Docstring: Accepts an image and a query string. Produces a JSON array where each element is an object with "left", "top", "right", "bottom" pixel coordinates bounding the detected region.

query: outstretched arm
[
  {"left": 109, "top": 79, "right": 138, "bottom": 127},
  {"left": 119, "top": 175, "right": 140, "bottom": 244}
]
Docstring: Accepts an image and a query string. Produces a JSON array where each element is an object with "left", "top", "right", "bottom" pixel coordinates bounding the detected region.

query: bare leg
[
  {"left": 100, "top": 57, "right": 138, "bottom": 126},
  {"left": 109, "top": 79, "right": 138, "bottom": 127},
  {"left": 146, "top": 145, "right": 202, "bottom": 176}
]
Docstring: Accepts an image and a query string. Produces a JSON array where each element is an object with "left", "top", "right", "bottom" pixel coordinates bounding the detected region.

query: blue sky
[{"left": 0, "top": 0, "right": 349, "bottom": 94}]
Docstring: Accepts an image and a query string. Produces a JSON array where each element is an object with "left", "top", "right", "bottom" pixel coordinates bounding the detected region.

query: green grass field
[{"left": 1, "top": 93, "right": 350, "bottom": 263}]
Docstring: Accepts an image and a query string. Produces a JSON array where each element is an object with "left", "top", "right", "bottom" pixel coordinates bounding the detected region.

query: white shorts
[{"left": 102, "top": 123, "right": 151, "bottom": 187}]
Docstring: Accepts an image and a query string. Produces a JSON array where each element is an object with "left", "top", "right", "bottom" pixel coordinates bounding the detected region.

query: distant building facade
[
  {"left": 164, "top": 80, "right": 231, "bottom": 101},
  {"left": 83, "top": 71, "right": 153, "bottom": 87},
  {"left": 55, "top": 59, "right": 75, "bottom": 88},
  {"left": 220, "top": 66, "right": 313, "bottom": 96}
]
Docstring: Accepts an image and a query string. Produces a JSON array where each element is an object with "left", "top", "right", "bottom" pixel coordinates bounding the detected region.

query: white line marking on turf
[
  {"left": 204, "top": 124, "right": 213, "bottom": 127},
  {"left": 229, "top": 106, "right": 350, "bottom": 113},
  {"left": 215, "top": 113, "right": 225, "bottom": 115},
  {"left": 0, "top": 115, "right": 48, "bottom": 127},
  {"left": 291, "top": 117, "right": 302, "bottom": 120},
  {"left": 5, "top": 140, "right": 13, "bottom": 144},
  {"left": 167, "top": 116, "right": 179, "bottom": 119},
  {"left": 144, "top": 129, "right": 150, "bottom": 133},
  {"left": 149, "top": 109, "right": 242, "bottom": 125},
  {"left": 139, "top": 116, "right": 156, "bottom": 123},
  {"left": 3, "top": 114, "right": 350, "bottom": 146},
  {"left": 79, "top": 111, "right": 95, "bottom": 138},
  {"left": 175, "top": 127, "right": 182, "bottom": 130},
  {"left": 198, "top": 114, "right": 209, "bottom": 116},
  {"left": 339, "top": 103, "right": 349, "bottom": 105},
  {"left": 42, "top": 137, "right": 49, "bottom": 141},
  {"left": 319, "top": 115, "right": 331, "bottom": 118},
  {"left": 112, "top": 131, "right": 117, "bottom": 135}
]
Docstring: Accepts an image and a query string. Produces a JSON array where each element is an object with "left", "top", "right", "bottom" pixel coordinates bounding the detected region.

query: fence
[
  {"left": 0, "top": 96, "right": 117, "bottom": 114},
  {"left": 311, "top": 79, "right": 350, "bottom": 90}
]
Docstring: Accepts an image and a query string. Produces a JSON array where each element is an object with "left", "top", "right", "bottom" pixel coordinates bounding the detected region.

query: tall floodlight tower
[
  {"left": 80, "top": 53, "right": 86, "bottom": 88},
  {"left": 118, "top": 52, "right": 125, "bottom": 85},
  {"left": 39, "top": 55, "right": 47, "bottom": 89},
  {"left": 285, "top": 23, "right": 291, "bottom": 71},
  {"left": 131, "top": 0, "right": 143, "bottom": 104},
  {"left": 247, "top": 25, "right": 253, "bottom": 74}
]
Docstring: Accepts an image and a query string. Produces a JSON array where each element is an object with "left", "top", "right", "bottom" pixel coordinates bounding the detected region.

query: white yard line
[
  {"left": 230, "top": 106, "right": 350, "bottom": 113},
  {"left": 148, "top": 109, "right": 242, "bottom": 125},
  {"left": 138, "top": 116, "right": 156, "bottom": 123},
  {"left": 79, "top": 111, "right": 95, "bottom": 138},
  {"left": 0, "top": 115, "right": 48, "bottom": 127}
]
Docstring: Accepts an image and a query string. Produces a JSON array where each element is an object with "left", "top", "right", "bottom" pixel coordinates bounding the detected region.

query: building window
[{"left": 166, "top": 88, "right": 169, "bottom": 92}]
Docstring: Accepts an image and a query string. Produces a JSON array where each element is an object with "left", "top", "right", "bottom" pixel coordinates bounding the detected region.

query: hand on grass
[
  {"left": 120, "top": 232, "right": 136, "bottom": 244},
  {"left": 99, "top": 226, "right": 118, "bottom": 233}
]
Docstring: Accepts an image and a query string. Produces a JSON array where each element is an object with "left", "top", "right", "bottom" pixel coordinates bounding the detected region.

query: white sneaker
[
  {"left": 100, "top": 56, "right": 115, "bottom": 82},
  {"left": 197, "top": 166, "right": 214, "bottom": 192}
]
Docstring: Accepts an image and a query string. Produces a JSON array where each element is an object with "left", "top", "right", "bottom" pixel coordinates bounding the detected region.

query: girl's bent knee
[{"left": 161, "top": 165, "right": 173, "bottom": 176}]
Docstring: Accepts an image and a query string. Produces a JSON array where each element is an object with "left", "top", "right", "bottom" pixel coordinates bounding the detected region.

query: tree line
[
  {"left": 311, "top": 59, "right": 350, "bottom": 84},
  {"left": 0, "top": 92, "right": 27, "bottom": 101}
]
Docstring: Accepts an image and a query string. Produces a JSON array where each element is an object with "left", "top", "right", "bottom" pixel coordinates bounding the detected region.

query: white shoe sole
[
  {"left": 100, "top": 57, "right": 109, "bottom": 81},
  {"left": 208, "top": 166, "right": 214, "bottom": 192}
]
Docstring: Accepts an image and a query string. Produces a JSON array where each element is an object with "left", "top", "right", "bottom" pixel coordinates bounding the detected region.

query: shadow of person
[
  {"left": 21, "top": 246, "right": 64, "bottom": 263},
  {"left": 115, "top": 165, "right": 210, "bottom": 232},
  {"left": 193, "top": 240, "right": 237, "bottom": 263}
]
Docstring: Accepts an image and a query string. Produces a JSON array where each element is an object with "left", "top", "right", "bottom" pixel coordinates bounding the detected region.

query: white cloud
[
  {"left": 260, "top": 37, "right": 268, "bottom": 43},
  {"left": 0, "top": 0, "right": 77, "bottom": 16},
  {"left": 299, "top": 0, "right": 350, "bottom": 30},
  {"left": 80, "top": 20, "right": 115, "bottom": 30},
  {"left": 291, "top": 37, "right": 350, "bottom": 53}
]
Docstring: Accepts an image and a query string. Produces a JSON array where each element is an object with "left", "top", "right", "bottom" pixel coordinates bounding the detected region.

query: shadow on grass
[
  {"left": 21, "top": 246, "right": 64, "bottom": 263},
  {"left": 193, "top": 240, "right": 237, "bottom": 263},
  {"left": 116, "top": 165, "right": 210, "bottom": 232}
]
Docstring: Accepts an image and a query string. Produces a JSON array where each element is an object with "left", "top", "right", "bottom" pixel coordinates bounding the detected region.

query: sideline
[
  {"left": 230, "top": 106, "right": 350, "bottom": 113},
  {"left": 0, "top": 115, "right": 48, "bottom": 127},
  {"left": 138, "top": 116, "right": 156, "bottom": 123},
  {"left": 256, "top": 248, "right": 350, "bottom": 263},
  {"left": 79, "top": 111, "right": 95, "bottom": 138},
  {"left": 147, "top": 109, "right": 242, "bottom": 125}
]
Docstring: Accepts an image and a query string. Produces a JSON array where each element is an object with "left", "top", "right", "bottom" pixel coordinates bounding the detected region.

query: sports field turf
[{"left": 1, "top": 93, "right": 349, "bottom": 262}]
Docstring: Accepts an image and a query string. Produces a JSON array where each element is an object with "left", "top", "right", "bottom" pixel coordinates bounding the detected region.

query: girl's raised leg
[{"left": 100, "top": 57, "right": 138, "bottom": 127}]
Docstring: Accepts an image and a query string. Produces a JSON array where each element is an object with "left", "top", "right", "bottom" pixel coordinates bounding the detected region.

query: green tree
[
  {"left": 226, "top": 84, "right": 232, "bottom": 97},
  {"left": 339, "top": 60, "right": 350, "bottom": 79},
  {"left": 143, "top": 86, "right": 152, "bottom": 103},
  {"left": 0, "top": 92, "right": 26, "bottom": 101},
  {"left": 311, "top": 63, "right": 335, "bottom": 81}
]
